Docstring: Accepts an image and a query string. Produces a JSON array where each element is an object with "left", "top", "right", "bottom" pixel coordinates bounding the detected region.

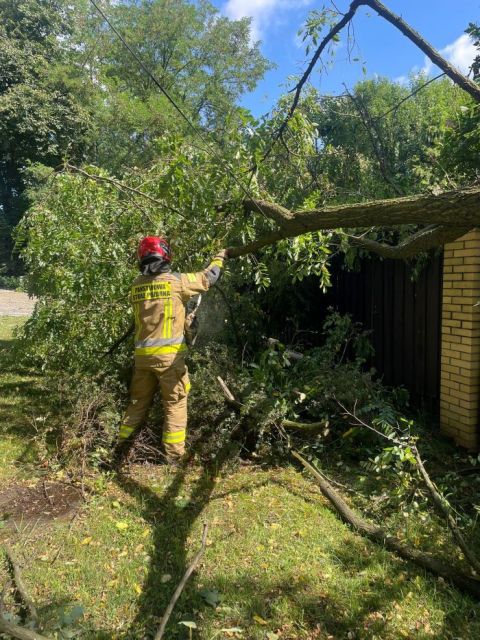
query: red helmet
[{"left": 138, "top": 236, "right": 172, "bottom": 263}]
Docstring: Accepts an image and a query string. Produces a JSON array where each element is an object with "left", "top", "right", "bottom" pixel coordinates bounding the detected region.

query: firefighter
[{"left": 113, "top": 236, "right": 228, "bottom": 467}]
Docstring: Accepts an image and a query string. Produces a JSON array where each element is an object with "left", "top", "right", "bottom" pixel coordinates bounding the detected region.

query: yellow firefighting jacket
[{"left": 131, "top": 256, "right": 224, "bottom": 368}]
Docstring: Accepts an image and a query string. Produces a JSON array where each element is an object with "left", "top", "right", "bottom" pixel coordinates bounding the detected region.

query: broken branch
[
  {"left": 282, "top": 420, "right": 326, "bottom": 431},
  {"left": 412, "top": 446, "right": 480, "bottom": 576},
  {"left": 4, "top": 545, "right": 38, "bottom": 626},
  {"left": 154, "top": 523, "right": 209, "bottom": 640},
  {"left": 337, "top": 402, "right": 480, "bottom": 577},
  {"left": 292, "top": 450, "right": 480, "bottom": 599},
  {"left": 346, "top": 225, "right": 472, "bottom": 259},
  {"left": 217, "top": 376, "right": 242, "bottom": 408},
  {"left": 0, "top": 616, "right": 51, "bottom": 640},
  {"left": 272, "top": 0, "right": 479, "bottom": 151},
  {"left": 227, "top": 188, "right": 479, "bottom": 259}
]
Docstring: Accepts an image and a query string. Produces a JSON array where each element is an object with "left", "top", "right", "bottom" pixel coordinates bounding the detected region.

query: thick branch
[
  {"left": 282, "top": 420, "right": 327, "bottom": 431},
  {"left": 4, "top": 545, "right": 38, "bottom": 626},
  {"left": 228, "top": 188, "right": 480, "bottom": 258},
  {"left": 347, "top": 225, "right": 472, "bottom": 259},
  {"left": 292, "top": 451, "right": 480, "bottom": 599},
  {"left": 364, "top": 0, "right": 480, "bottom": 102},
  {"left": 0, "top": 617, "right": 51, "bottom": 640}
]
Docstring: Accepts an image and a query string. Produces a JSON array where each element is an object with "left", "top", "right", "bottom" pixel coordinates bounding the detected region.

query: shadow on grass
[
  {"left": 84, "top": 455, "right": 480, "bottom": 640},
  {"left": 0, "top": 335, "right": 53, "bottom": 470},
  {"left": 193, "top": 522, "right": 480, "bottom": 640},
  {"left": 111, "top": 444, "right": 238, "bottom": 640}
]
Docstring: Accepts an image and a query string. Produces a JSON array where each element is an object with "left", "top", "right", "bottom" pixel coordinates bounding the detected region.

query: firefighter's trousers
[{"left": 119, "top": 357, "right": 191, "bottom": 459}]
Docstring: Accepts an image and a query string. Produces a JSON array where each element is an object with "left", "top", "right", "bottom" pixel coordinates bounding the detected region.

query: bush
[
  {"left": 0, "top": 274, "right": 25, "bottom": 290},
  {"left": 12, "top": 309, "right": 409, "bottom": 472}
]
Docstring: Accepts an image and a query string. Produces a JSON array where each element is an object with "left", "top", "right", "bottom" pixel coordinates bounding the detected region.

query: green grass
[
  {"left": 8, "top": 465, "right": 480, "bottom": 640},
  {"left": 1, "top": 316, "right": 480, "bottom": 640},
  {"left": 0, "top": 316, "right": 46, "bottom": 483}
]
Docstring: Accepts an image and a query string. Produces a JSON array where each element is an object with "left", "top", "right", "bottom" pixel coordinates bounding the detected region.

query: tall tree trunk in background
[{"left": 0, "top": 149, "right": 25, "bottom": 274}]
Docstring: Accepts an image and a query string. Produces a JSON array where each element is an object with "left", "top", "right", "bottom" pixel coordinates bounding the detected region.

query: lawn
[{"left": 1, "top": 316, "right": 480, "bottom": 639}]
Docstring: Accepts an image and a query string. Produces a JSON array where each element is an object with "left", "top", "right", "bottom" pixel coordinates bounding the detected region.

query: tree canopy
[
  {"left": 0, "top": 0, "right": 270, "bottom": 272},
  {"left": 0, "top": 0, "right": 477, "bottom": 369}
]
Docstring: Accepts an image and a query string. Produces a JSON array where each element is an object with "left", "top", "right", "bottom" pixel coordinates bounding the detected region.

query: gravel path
[{"left": 0, "top": 289, "right": 36, "bottom": 316}]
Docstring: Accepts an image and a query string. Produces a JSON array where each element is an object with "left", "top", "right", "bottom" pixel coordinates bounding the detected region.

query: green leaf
[
  {"left": 199, "top": 588, "right": 221, "bottom": 608},
  {"left": 59, "top": 604, "right": 85, "bottom": 627},
  {"left": 179, "top": 621, "right": 197, "bottom": 629}
]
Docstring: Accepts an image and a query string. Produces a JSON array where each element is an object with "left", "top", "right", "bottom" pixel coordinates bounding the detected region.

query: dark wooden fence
[{"left": 331, "top": 254, "right": 443, "bottom": 410}]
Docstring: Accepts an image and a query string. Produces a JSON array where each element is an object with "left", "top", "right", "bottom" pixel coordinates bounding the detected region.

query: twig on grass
[
  {"left": 0, "top": 616, "right": 52, "bottom": 640},
  {"left": 154, "top": 522, "right": 209, "bottom": 640},
  {"left": 22, "top": 518, "right": 41, "bottom": 551},
  {"left": 50, "top": 510, "right": 80, "bottom": 565},
  {"left": 4, "top": 545, "right": 38, "bottom": 626}
]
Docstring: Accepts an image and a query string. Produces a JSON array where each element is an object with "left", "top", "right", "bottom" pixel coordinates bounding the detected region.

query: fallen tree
[
  {"left": 235, "top": 0, "right": 480, "bottom": 261},
  {"left": 65, "top": 163, "right": 478, "bottom": 261},
  {"left": 227, "top": 187, "right": 480, "bottom": 259}
]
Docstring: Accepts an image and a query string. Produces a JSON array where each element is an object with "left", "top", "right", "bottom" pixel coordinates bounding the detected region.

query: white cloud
[
  {"left": 422, "top": 33, "right": 477, "bottom": 76},
  {"left": 223, "top": 0, "right": 312, "bottom": 42}
]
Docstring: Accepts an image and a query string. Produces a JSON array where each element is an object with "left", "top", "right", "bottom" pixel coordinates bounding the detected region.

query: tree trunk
[{"left": 228, "top": 187, "right": 480, "bottom": 258}]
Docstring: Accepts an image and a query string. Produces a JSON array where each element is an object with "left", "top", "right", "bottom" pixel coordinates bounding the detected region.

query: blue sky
[{"left": 210, "top": 1, "right": 479, "bottom": 117}]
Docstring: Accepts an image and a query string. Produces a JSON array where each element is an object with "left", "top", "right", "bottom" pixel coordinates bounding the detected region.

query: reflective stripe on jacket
[{"left": 131, "top": 258, "right": 223, "bottom": 367}]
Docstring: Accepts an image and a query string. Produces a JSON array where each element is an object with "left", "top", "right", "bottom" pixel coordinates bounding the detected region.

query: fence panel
[{"left": 331, "top": 254, "right": 443, "bottom": 410}]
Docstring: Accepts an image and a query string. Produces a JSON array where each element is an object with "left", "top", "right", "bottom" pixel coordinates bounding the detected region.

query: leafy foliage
[
  {"left": 73, "top": 0, "right": 270, "bottom": 171},
  {"left": 0, "top": 0, "right": 270, "bottom": 272},
  {"left": 0, "top": 0, "right": 94, "bottom": 271}
]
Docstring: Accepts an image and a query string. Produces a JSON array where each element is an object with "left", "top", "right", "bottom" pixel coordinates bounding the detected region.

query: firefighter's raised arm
[
  {"left": 204, "top": 248, "right": 228, "bottom": 286},
  {"left": 180, "top": 248, "right": 229, "bottom": 299}
]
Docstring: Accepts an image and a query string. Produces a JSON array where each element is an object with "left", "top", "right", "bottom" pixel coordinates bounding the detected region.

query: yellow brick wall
[{"left": 440, "top": 229, "right": 480, "bottom": 449}]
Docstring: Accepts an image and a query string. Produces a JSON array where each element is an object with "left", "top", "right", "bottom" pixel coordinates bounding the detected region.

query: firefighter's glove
[{"left": 214, "top": 248, "right": 229, "bottom": 261}]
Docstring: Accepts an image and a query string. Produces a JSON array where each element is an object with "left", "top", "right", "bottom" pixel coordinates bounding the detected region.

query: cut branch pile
[{"left": 216, "top": 376, "right": 329, "bottom": 435}]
